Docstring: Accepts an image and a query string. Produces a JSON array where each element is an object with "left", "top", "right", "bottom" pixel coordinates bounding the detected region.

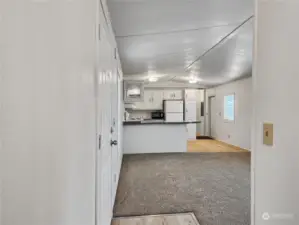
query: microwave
[{"left": 151, "top": 111, "right": 164, "bottom": 120}]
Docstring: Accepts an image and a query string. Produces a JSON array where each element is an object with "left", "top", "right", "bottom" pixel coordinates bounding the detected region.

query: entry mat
[{"left": 112, "top": 213, "right": 200, "bottom": 225}]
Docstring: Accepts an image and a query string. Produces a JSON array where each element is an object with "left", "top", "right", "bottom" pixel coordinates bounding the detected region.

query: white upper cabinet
[
  {"left": 151, "top": 90, "right": 164, "bottom": 109},
  {"left": 143, "top": 90, "right": 154, "bottom": 109},
  {"left": 131, "top": 89, "right": 201, "bottom": 110},
  {"left": 163, "top": 90, "right": 183, "bottom": 100},
  {"left": 134, "top": 90, "right": 163, "bottom": 110},
  {"left": 185, "top": 89, "right": 197, "bottom": 101}
]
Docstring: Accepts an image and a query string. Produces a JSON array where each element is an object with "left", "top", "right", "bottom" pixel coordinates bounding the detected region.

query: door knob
[{"left": 110, "top": 140, "right": 118, "bottom": 146}]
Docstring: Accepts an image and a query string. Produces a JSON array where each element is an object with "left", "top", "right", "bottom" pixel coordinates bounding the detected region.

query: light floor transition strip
[{"left": 112, "top": 213, "right": 200, "bottom": 225}]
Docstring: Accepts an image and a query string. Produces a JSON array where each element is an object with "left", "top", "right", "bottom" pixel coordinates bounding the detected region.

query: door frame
[{"left": 208, "top": 96, "right": 216, "bottom": 137}]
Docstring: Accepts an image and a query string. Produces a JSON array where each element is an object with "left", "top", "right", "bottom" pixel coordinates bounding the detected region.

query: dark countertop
[{"left": 123, "top": 120, "right": 201, "bottom": 125}]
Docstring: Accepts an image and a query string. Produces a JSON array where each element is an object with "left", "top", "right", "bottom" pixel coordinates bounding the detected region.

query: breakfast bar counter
[{"left": 123, "top": 120, "right": 201, "bottom": 154}]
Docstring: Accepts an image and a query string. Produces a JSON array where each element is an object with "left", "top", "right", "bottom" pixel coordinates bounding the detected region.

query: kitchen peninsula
[{"left": 123, "top": 120, "right": 201, "bottom": 154}]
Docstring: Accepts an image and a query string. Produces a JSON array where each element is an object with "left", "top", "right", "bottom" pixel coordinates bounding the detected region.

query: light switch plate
[{"left": 263, "top": 123, "right": 274, "bottom": 146}]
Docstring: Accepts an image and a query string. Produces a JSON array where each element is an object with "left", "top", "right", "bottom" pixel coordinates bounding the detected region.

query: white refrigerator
[{"left": 164, "top": 100, "right": 184, "bottom": 122}]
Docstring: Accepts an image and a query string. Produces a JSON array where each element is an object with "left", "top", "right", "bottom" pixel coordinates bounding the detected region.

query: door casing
[{"left": 208, "top": 96, "right": 216, "bottom": 138}]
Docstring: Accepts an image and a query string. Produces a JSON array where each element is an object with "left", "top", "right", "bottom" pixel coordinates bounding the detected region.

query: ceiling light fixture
[
  {"left": 189, "top": 75, "right": 200, "bottom": 84},
  {"left": 149, "top": 77, "right": 158, "bottom": 82},
  {"left": 189, "top": 79, "right": 197, "bottom": 84}
]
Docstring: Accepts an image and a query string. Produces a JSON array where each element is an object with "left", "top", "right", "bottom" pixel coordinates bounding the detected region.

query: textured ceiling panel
[
  {"left": 179, "top": 18, "right": 253, "bottom": 85},
  {"left": 117, "top": 25, "right": 237, "bottom": 75},
  {"left": 108, "top": 0, "right": 253, "bottom": 36},
  {"left": 107, "top": 0, "right": 253, "bottom": 87}
]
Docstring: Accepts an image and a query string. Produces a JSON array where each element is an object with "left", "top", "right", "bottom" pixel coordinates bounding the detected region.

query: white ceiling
[{"left": 107, "top": 0, "right": 253, "bottom": 87}]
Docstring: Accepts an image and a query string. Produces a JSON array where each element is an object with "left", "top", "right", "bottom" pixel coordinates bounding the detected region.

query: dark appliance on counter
[{"left": 151, "top": 111, "right": 165, "bottom": 120}]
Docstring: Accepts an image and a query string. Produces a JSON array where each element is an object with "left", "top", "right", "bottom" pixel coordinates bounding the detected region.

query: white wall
[
  {"left": 205, "top": 77, "right": 252, "bottom": 150},
  {"left": 253, "top": 2, "right": 299, "bottom": 224},
  {"left": 0, "top": 1, "right": 122, "bottom": 225}
]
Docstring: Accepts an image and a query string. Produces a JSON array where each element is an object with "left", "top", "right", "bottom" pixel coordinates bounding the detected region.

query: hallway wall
[
  {"left": 253, "top": 1, "right": 299, "bottom": 224},
  {"left": 0, "top": 1, "right": 122, "bottom": 225},
  {"left": 205, "top": 77, "right": 252, "bottom": 150}
]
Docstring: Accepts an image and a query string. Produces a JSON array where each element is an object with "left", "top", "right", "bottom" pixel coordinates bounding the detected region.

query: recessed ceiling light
[
  {"left": 189, "top": 75, "right": 201, "bottom": 84},
  {"left": 149, "top": 77, "right": 158, "bottom": 82}
]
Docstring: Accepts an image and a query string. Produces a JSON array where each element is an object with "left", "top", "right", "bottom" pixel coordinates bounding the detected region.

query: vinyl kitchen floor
[{"left": 187, "top": 140, "right": 248, "bottom": 153}]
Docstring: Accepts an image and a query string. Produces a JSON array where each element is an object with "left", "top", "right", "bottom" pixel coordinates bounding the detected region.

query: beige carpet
[{"left": 113, "top": 153, "right": 250, "bottom": 225}]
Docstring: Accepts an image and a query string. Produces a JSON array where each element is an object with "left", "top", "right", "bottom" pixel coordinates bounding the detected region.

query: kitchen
[{"left": 123, "top": 81, "right": 204, "bottom": 154}]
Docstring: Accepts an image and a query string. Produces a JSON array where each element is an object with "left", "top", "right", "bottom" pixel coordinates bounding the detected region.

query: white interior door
[
  {"left": 110, "top": 74, "right": 119, "bottom": 205},
  {"left": 209, "top": 97, "right": 216, "bottom": 138},
  {"left": 96, "top": 74, "right": 113, "bottom": 225},
  {"left": 96, "top": 12, "right": 113, "bottom": 225}
]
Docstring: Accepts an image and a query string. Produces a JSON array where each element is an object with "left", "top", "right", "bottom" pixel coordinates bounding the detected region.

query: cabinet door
[
  {"left": 172, "top": 90, "right": 182, "bottom": 99},
  {"left": 185, "top": 89, "right": 197, "bottom": 101},
  {"left": 163, "top": 90, "right": 182, "bottom": 100},
  {"left": 163, "top": 90, "right": 172, "bottom": 100},
  {"left": 143, "top": 90, "right": 153, "bottom": 109},
  {"left": 151, "top": 90, "right": 163, "bottom": 109},
  {"left": 134, "top": 90, "right": 152, "bottom": 109}
]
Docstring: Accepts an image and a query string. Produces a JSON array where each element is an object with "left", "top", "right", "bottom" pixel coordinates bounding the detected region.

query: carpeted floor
[{"left": 113, "top": 153, "right": 251, "bottom": 225}]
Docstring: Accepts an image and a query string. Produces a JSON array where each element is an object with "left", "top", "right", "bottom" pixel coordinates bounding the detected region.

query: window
[{"left": 224, "top": 94, "right": 235, "bottom": 121}]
